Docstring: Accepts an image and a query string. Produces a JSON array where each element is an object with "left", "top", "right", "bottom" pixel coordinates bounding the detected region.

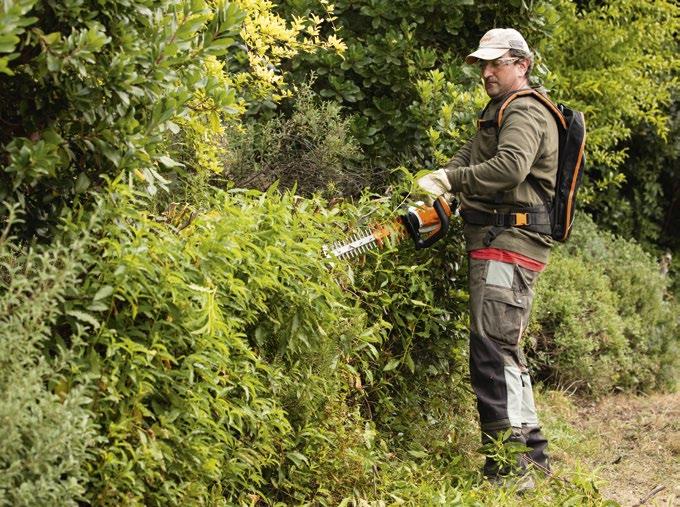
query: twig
[
  {"left": 522, "top": 454, "right": 572, "bottom": 485},
  {"left": 632, "top": 484, "right": 666, "bottom": 506}
]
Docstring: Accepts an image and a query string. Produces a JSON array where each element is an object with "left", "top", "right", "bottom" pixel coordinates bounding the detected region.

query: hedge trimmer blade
[
  {"left": 324, "top": 229, "right": 383, "bottom": 260},
  {"left": 323, "top": 196, "right": 455, "bottom": 261}
]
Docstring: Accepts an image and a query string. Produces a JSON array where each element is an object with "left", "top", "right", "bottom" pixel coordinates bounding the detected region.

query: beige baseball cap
[{"left": 465, "top": 28, "right": 531, "bottom": 64}]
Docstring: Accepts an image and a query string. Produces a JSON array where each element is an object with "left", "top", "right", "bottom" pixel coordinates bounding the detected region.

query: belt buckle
[{"left": 513, "top": 213, "right": 529, "bottom": 226}]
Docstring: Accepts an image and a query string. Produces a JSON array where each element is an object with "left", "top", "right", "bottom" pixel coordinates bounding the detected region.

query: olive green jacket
[{"left": 444, "top": 90, "right": 559, "bottom": 263}]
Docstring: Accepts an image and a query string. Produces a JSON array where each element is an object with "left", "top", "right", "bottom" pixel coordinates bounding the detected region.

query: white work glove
[{"left": 416, "top": 169, "right": 451, "bottom": 206}]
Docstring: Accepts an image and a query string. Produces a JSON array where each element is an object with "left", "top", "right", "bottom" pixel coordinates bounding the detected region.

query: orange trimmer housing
[
  {"left": 372, "top": 197, "right": 452, "bottom": 247},
  {"left": 401, "top": 196, "right": 453, "bottom": 249}
]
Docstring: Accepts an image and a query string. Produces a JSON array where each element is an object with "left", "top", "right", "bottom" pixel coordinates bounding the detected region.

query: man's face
[{"left": 480, "top": 51, "right": 529, "bottom": 99}]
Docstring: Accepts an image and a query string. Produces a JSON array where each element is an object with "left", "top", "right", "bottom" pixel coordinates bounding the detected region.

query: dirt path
[{"left": 575, "top": 392, "right": 680, "bottom": 506}]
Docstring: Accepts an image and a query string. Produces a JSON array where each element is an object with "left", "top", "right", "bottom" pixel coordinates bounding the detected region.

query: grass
[{"left": 339, "top": 387, "right": 624, "bottom": 506}]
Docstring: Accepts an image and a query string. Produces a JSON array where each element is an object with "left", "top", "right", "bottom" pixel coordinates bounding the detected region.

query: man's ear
[{"left": 517, "top": 58, "right": 530, "bottom": 78}]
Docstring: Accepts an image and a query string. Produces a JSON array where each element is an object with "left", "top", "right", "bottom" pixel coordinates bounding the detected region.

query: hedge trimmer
[{"left": 324, "top": 196, "right": 455, "bottom": 260}]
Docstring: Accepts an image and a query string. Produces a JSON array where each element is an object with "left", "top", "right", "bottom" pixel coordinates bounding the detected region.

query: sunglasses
[{"left": 477, "top": 57, "right": 519, "bottom": 70}]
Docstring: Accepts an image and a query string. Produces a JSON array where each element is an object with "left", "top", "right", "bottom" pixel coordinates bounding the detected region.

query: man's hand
[{"left": 416, "top": 169, "right": 451, "bottom": 205}]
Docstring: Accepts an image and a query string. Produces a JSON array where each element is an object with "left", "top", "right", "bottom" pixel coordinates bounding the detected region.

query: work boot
[{"left": 521, "top": 425, "right": 550, "bottom": 473}]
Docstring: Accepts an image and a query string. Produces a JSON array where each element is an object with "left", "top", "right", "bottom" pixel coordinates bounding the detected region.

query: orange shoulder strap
[{"left": 497, "top": 89, "right": 567, "bottom": 129}]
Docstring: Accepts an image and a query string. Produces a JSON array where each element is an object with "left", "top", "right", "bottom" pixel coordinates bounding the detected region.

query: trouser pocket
[{"left": 481, "top": 285, "right": 529, "bottom": 346}]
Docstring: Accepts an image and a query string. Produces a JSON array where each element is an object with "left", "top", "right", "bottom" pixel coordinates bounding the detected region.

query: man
[{"left": 417, "top": 28, "right": 557, "bottom": 486}]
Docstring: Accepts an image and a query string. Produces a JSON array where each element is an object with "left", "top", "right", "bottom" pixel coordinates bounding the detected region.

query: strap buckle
[{"left": 512, "top": 213, "right": 530, "bottom": 226}]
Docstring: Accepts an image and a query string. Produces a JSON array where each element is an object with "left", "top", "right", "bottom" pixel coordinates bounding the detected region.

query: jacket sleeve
[{"left": 445, "top": 101, "right": 546, "bottom": 195}]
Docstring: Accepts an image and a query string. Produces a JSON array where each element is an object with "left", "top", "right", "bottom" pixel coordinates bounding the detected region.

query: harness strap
[
  {"left": 483, "top": 226, "right": 505, "bottom": 247},
  {"left": 460, "top": 208, "right": 552, "bottom": 245}
]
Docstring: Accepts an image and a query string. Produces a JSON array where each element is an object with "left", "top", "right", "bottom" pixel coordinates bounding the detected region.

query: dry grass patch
[{"left": 533, "top": 389, "right": 680, "bottom": 506}]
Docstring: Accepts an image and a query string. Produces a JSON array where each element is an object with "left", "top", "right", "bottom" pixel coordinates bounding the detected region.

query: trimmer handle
[{"left": 403, "top": 196, "right": 454, "bottom": 250}]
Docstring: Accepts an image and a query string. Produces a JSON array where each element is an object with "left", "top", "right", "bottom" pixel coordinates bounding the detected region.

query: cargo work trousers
[{"left": 468, "top": 257, "right": 549, "bottom": 472}]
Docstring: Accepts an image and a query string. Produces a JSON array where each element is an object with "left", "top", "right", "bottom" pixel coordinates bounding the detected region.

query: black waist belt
[{"left": 460, "top": 207, "right": 552, "bottom": 244}]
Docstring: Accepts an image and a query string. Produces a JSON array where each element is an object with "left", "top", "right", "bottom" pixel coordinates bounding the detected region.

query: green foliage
[
  {"left": 479, "top": 429, "right": 531, "bottom": 476},
  {"left": 46, "top": 180, "right": 482, "bottom": 504},
  {"left": 53, "top": 184, "right": 376, "bottom": 504},
  {"left": 588, "top": 105, "right": 680, "bottom": 256},
  {"left": 2, "top": 0, "right": 677, "bottom": 504},
  {"left": 0, "top": 208, "right": 97, "bottom": 507},
  {"left": 0, "top": 0, "right": 37, "bottom": 75},
  {"left": 222, "top": 80, "right": 367, "bottom": 196},
  {"left": 528, "top": 249, "right": 629, "bottom": 394},
  {"left": 411, "top": 70, "right": 488, "bottom": 167},
  {"left": 0, "top": 0, "right": 246, "bottom": 239},
  {"left": 538, "top": 0, "right": 679, "bottom": 167},
  {"left": 346, "top": 192, "right": 473, "bottom": 453},
  {"left": 536, "top": 0, "right": 680, "bottom": 240},
  {"left": 528, "top": 215, "right": 679, "bottom": 395},
  {"left": 16, "top": 181, "right": 465, "bottom": 504},
  {"left": 279, "top": 0, "right": 537, "bottom": 167},
  {"left": 0, "top": 0, "right": 344, "bottom": 241}
]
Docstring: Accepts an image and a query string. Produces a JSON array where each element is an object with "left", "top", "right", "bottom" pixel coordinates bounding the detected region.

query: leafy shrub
[
  {"left": 0, "top": 0, "right": 247, "bottom": 240},
  {"left": 536, "top": 0, "right": 680, "bottom": 250},
  {"left": 538, "top": 0, "right": 679, "bottom": 172},
  {"left": 527, "top": 215, "right": 679, "bottom": 395},
  {"left": 42, "top": 181, "right": 457, "bottom": 504},
  {"left": 42, "top": 180, "right": 473, "bottom": 504},
  {"left": 0, "top": 207, "right": 98, "bottom": 507},
  {"left": 527, "top": 249, "right": 630, "bottom": 394},
  {"left": 222, "top": 81, "right": 367, "bottom": 196},
  {"left": 347, "top": 198, "right": 474, "bottom": 453},
  {"left": 0, "top": 0, "right": 344, "bottom": 241}
]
